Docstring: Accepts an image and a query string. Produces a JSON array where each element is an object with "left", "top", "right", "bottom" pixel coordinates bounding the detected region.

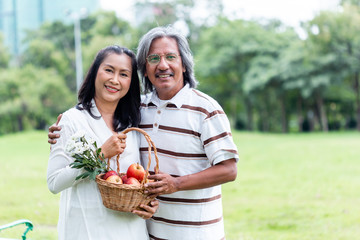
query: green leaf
[
  {"left": 75, "top": 172, "right": 90, "bottom": 180},
  {"left": 69, "top": 137, "right": 108, "bottom": 180}
]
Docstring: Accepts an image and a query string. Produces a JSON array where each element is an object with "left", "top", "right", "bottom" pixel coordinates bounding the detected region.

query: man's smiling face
[{"left": 145, "top": 37, "right": 186, "bottom": 100}]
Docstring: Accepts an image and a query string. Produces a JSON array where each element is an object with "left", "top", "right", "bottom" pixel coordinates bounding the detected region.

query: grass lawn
[
  {"left": 0, "top": 131, "right": 59, "bottom": 239},
  {"left": 0, "top": 130, "right": 359, "bottom": 239},
  {"left": 223, "top": 131, "right": 360, "bottom": 240}
]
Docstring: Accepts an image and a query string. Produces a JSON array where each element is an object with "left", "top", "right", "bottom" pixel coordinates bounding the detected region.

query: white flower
[
  {"left": 71, "top": 130, "right": 86, "bottom": 142},
  {"left": 65, "top": 140, "right": 76, "bottom": 156},
  {"left": 88, "top": 138, "right": 96, "bottom": 145},
  {"left": 74, "top": 142, "right": 86, "bottom": 154},
  {"left": 67, "top": 131, "right": 105, "bottom": 181},
  {"left": 65, "top": 130, "right": 92, "bottom": 156}
]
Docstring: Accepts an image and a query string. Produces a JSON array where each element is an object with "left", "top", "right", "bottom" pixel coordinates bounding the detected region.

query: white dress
[{"left": 47, "top": 101, "right": 148, "bottom": 240}]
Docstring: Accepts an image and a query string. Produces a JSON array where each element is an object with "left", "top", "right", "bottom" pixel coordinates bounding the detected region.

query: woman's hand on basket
[
  {"left": 132, "top": 199, "right": 159, "bottom": 219},
  {"left": 100, "top": 133, "right": 127, "bottom": 159},
  {"left": 144, "top": 170, "right": 179, "bottom": 197}
]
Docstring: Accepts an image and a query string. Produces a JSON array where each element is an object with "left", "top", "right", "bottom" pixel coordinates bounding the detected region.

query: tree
[
  {"left": 133, "top": 0, "right": 223, "bottom": 43},
  {"left": 242, "top": 22, "right": 299, "bottom": 132},
  {"left": 196, "top": 18, "right": 300, "bottom": 132},
  {"left": 21, "top": 11, "right": 137, "bottom": 93},
  {"left": 341, "top": 0, "right": 360, "bottom": 6},
  {"left": 276, "top": 37, "right": 343, "bottom": 132},
  {"left": 22, "top": 21, "right": 76, "bottom": 91},
  {"left": 0, "top": 66, "right": 74, "bottom": 134},
  {"left": 196, "top": 19, "right": 262, "bottom": 129},
  {"left": 305, "top": 4, "right": 360, "bottom": 130}
]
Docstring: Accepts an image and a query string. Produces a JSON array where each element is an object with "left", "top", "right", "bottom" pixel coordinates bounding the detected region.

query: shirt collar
[
  {"left": 144, "top": 84, "right": 191, "bottom": 108},
  {"left": 90, "top": 99, "right": 101, "bottom": 116}
]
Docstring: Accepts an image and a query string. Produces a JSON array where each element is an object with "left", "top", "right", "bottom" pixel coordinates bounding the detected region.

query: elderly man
[
  {"left": 48, "top": 26, "right": 239, "bottom": 240},
  {"left": 136, "top": 26, "right": 239, "bottom": 240}
]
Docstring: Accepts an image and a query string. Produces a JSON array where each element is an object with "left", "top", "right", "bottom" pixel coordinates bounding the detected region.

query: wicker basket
[{"left": 95, "top": 127, "right": 159, "bottom": 212}]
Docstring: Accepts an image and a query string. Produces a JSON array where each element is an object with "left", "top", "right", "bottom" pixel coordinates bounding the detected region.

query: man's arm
[
  {"left": 144, "top": 158, "right": 237, "bottom": 196},
  {"left": 48, "top": 114, "right": 62, "bottom": 144}
]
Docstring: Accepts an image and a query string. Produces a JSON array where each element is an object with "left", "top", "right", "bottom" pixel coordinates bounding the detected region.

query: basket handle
[{"left": 121, "top": 127, "right": 159, "bottom": 184}]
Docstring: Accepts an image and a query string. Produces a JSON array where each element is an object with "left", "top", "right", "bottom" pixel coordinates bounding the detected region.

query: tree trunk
[
  {"left": 230, "top": 87, "right": 237, "bottom": 129},
  {"left": 354, "top": 72, "right": 360, "bottom": 131},
  {"left": 315, "top": 92, "right": 328, "bottom": 132},
  {"left": 245, "top": 97, "right": 253, "bottom": 131},
  {"left": 296, "top": 94, "right": 304, "bottom": 132},
  {"left": 308, "top": 109, "right": 315, "bottom": 132},
  {"left": 262, "top": 93, "right": 270, "bottom": 132},
  {"left": 279, "top": 93, "right": 288, "bottom": 133},
  {"left": 261, "top": 106, "right": 269, "bottom": 132},
  {"left": 17, "top": 115, "right": 23, "bottom": 131}
]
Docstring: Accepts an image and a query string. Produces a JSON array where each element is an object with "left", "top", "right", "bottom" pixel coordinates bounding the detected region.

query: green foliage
[
  {"left": 67, "top": 135, "right": 107, "bottom": 180},
  {"left": 341, "top": 0, "right": 360, "bottom": 7},
  {"left": 304, "top": 4, "right": 360, "bottom": 130},
  {"left": 90, "top": 11, "right": 124, "bottom": 36},
  {"left": 82, "top": 34, "right": 139, "bottom": 72},
  {"left": 22, "top": 21, "right": 77, "bottom": 91},
  {"left": 134, "top": 0, "right": 191, "bottom": 29},
  {"left": 195, "top": 19, "right": 301, "bottom": 131},
  {"left": 0, "top": 66, "right": 74, "bottom": 134},
  {"left": 195, "top": 19, "right": 259, "bottom": 125},
  {"left": 306, "top": 6, "right": 360, "bottom": 77},
  {"left": 21, "top": 10, "right": 139, "bottom": 93},
  {"left": 1, "top": 2, "right": 360, "bottom": 133}
]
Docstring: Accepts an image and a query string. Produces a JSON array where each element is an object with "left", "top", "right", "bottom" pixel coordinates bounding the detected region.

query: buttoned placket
[{"left": 152, "top": 104, "right": 164, "bottom": 133}]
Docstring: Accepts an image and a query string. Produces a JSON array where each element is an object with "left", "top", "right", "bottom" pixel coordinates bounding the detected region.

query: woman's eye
[
  {"left": 105, "top": 68, "right": 113, "bottom": 73},
  {"left": 120, "top": 73, "right": 128, "bottom": 77}
]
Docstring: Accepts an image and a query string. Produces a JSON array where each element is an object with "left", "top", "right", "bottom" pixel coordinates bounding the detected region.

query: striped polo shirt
[{"left": 139, "top": 84, "right": 239, "bottom": 240}]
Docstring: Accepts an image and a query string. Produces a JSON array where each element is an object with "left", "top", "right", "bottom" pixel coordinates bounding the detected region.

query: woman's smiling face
[{"left": 94, "top": 53, "right": 132, "bottom": 106}]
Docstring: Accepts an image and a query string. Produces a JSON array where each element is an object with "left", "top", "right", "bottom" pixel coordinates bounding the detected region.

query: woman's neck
[{"left": 95, "top": 99, "right": 117, "bottom": 132}]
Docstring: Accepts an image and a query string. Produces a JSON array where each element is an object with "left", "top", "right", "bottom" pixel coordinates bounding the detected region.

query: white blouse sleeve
[{"left": 47, "top": 113, "right": 83, "bottom": 194}]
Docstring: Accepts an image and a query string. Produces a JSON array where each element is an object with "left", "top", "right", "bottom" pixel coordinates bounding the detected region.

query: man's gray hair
[{"left": 137, "top": 25, "right": 198, "bottom": 93}]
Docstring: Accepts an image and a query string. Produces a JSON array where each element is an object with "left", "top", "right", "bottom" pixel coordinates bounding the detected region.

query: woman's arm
[
  {"left": 47, "top": 116, "right": 82, "bottom": 194},
  {"left": 132, "top": 200, "right": 159, "bottom": 219}
]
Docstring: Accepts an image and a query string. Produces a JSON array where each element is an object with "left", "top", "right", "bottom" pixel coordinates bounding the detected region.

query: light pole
[
  {"left": 68, "top": 8, "right": 87, "bottom": 93},
  {"left": 0, "top": 2, "right": 18, "bottom": 66}
]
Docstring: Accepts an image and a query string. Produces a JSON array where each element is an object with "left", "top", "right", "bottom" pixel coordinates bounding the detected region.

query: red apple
[
  {"left": 124, "top": 177, "right": 140, "bottom": 186},
  {"left": 103, "top": 170, "right": 118, "bottom": 180},
  {"left": 105, "top": 175, "right": 123, "bottom": 184},
  {"left": 126, "top": 163, "right": 146, "bottom": 182},
  {"left": 121, "top": 174, "right": 128, "bottom": 183}
]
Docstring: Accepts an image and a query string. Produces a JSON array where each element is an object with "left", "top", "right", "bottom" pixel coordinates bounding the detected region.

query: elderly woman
[{"left": 47, "top": 45, "right": 158, "bottom": 240}]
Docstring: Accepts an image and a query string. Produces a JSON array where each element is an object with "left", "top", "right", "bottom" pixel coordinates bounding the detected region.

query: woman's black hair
[{"left": 76, "top": 45, "right": 141, "bottom": 132}]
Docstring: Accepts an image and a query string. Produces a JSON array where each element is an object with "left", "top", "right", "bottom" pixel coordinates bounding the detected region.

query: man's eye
[
  {"left": 149, "top": 56, "right": 160, "bottom": 62},
  {"left": 166, "top": 55, "right": 176, "bottom": 61}
]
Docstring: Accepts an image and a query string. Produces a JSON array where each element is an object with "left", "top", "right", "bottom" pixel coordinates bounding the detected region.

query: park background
[{"left": 1, "top": 0, "right": 360, "bottom": 239}]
